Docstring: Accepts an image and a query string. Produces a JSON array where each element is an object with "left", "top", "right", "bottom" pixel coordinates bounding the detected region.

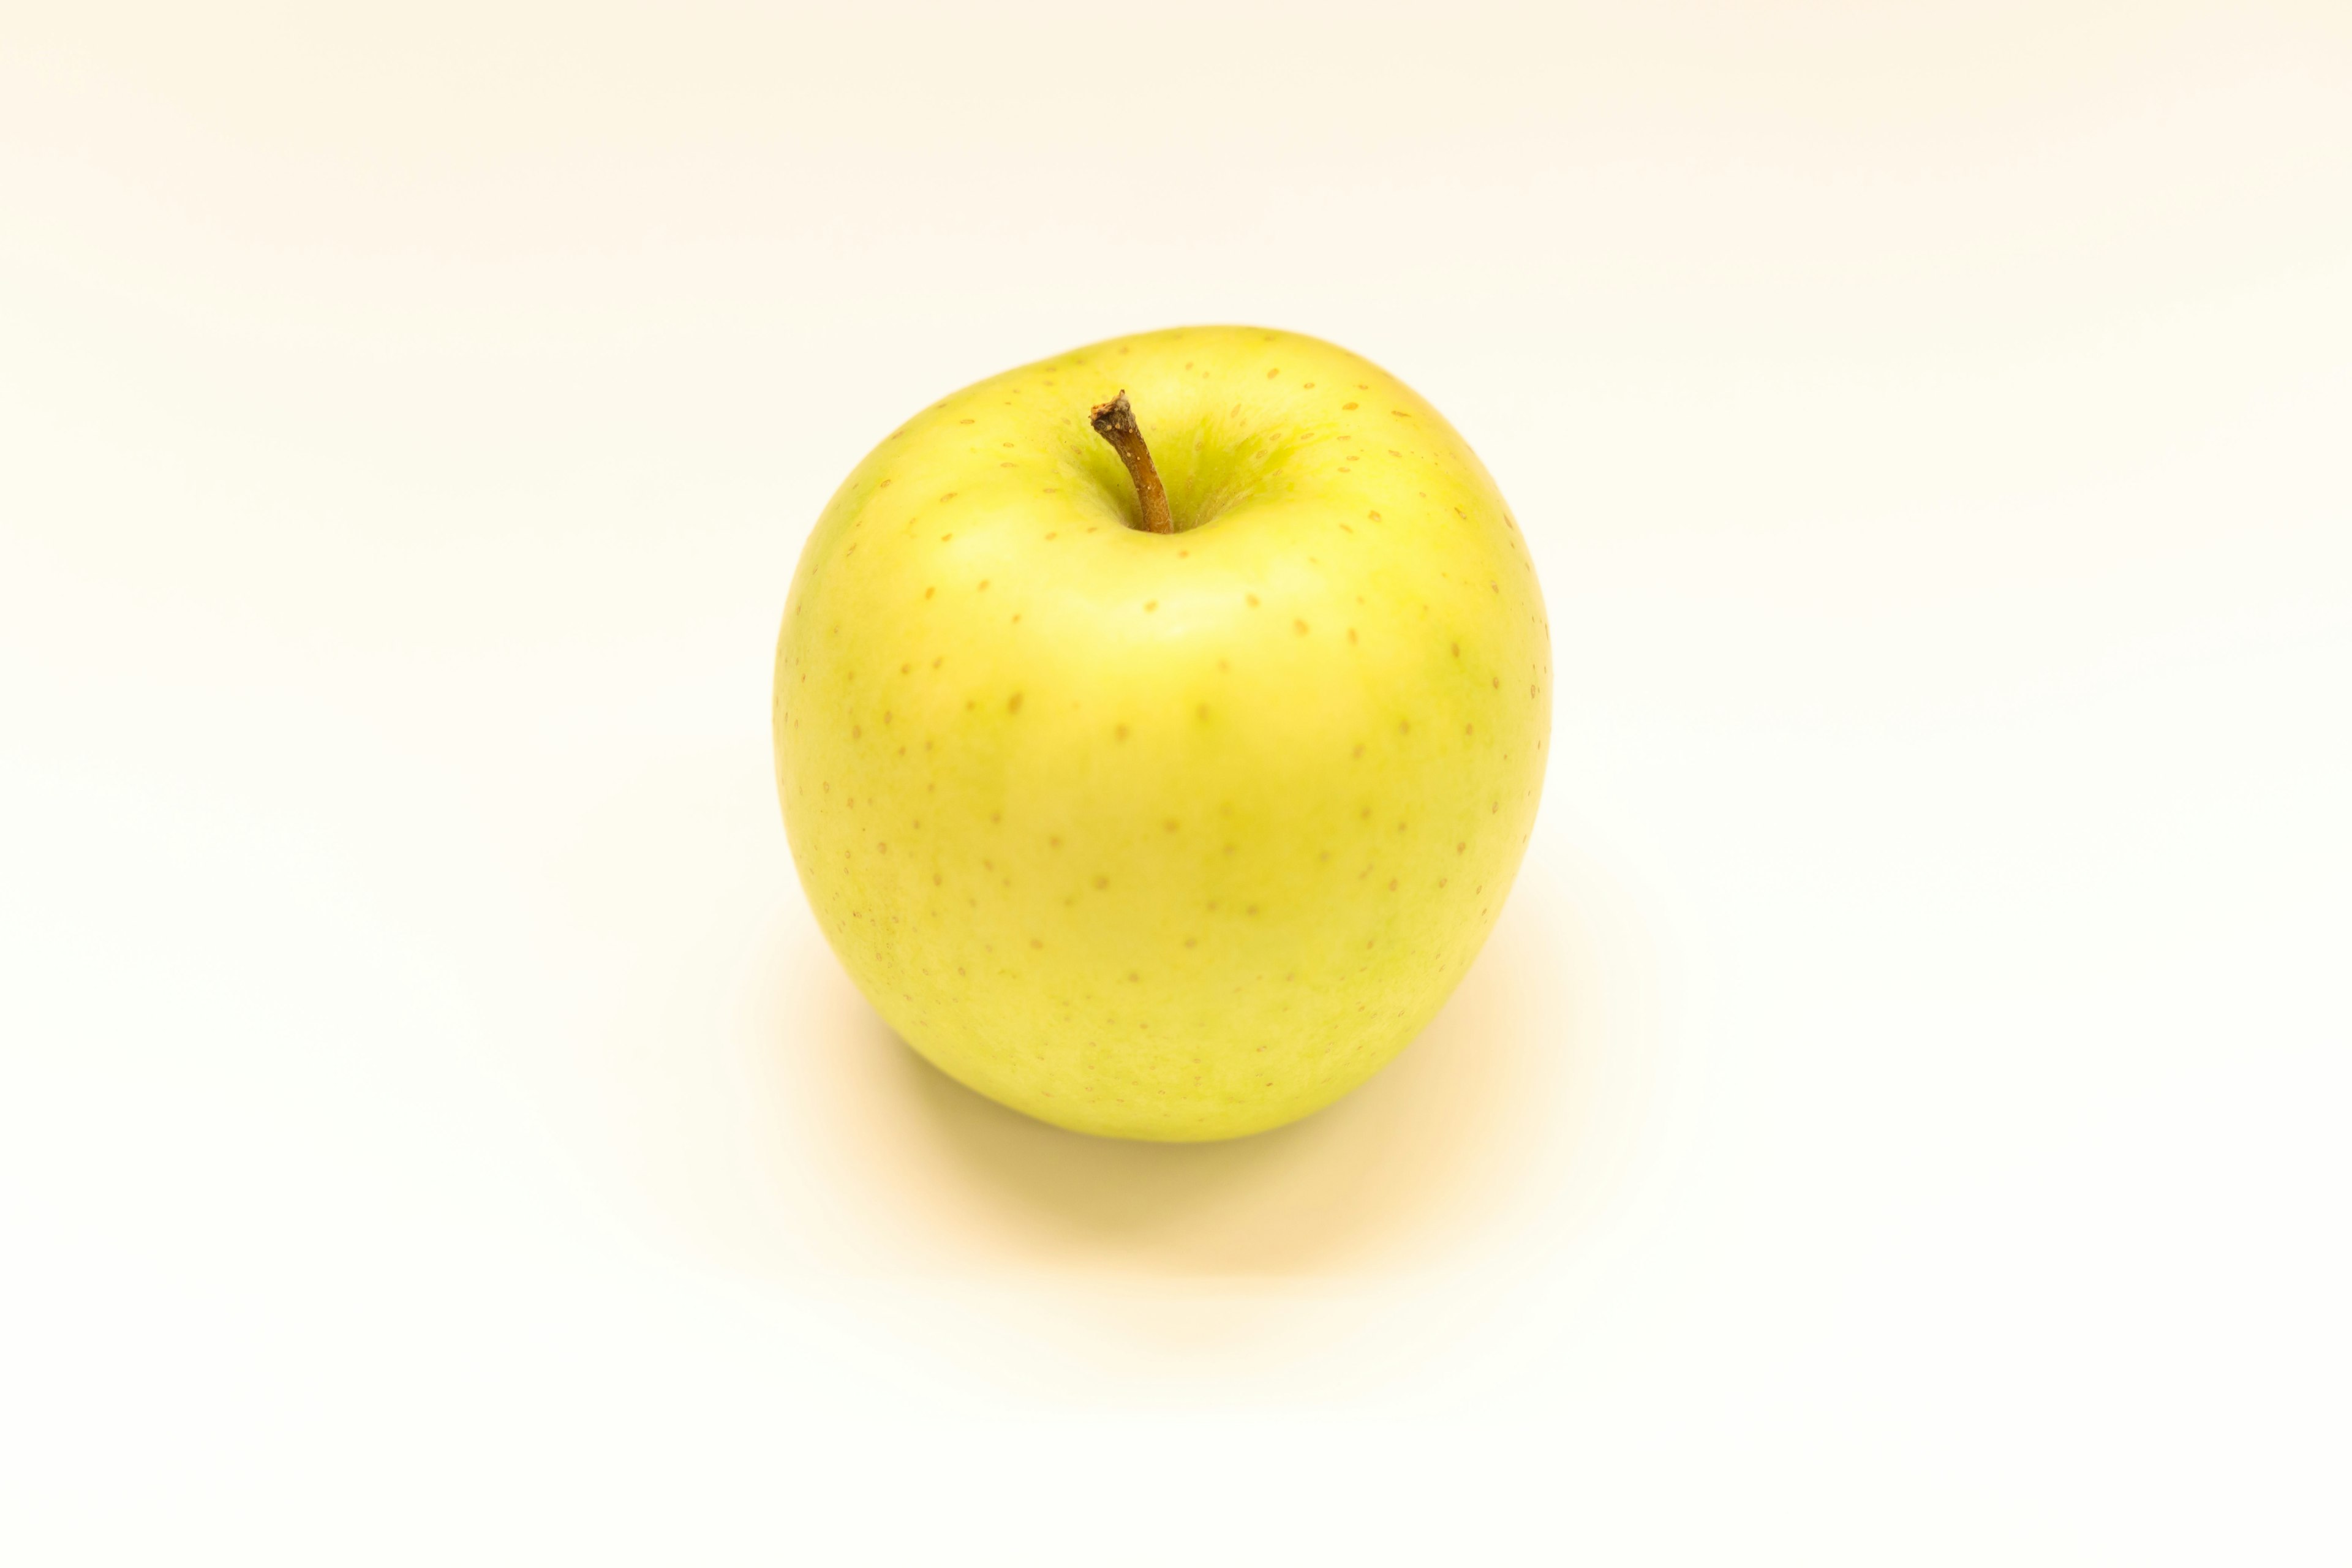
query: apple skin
[{"left": 774, "top": 326, "right": 1549, "bottom": 1140}]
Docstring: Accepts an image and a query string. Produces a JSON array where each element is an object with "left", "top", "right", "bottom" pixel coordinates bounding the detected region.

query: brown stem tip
[{"left": 1088, "top": 390, "right": 1174, "bottom": 535}]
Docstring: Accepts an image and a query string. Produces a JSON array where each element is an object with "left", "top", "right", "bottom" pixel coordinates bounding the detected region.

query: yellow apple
[{"left": 774, "top": 326, "right": 1549, "bottom": 1140}]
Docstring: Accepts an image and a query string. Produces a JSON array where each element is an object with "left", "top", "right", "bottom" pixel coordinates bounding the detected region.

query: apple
[{"left": 774, "top": 326, "right": 1549, "bottom": 1140}]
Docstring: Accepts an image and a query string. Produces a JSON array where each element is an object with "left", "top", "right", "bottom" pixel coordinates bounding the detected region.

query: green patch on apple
[{"left": 774, "top": 326, "right": 1550, "bottom": 1140}]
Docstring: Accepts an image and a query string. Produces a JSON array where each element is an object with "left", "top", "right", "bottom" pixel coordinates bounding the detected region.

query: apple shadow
[
  {"left": 546, "top": 742, "right": 1649, "bottom": 1295},
  {"left": 759, "top": 853, "right": 1651, "bottom": 1283}
]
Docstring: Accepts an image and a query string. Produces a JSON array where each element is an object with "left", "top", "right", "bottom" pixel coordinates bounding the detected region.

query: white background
[{"left": 4, "top": 2, "right": 2348, "bottom": 1561}]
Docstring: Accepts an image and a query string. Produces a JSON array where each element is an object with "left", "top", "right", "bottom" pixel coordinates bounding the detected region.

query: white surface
[{"left": 4, "top": 2, "right": 2348, "bottom": 1561}]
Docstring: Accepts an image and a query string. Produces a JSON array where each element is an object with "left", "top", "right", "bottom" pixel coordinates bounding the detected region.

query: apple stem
[{"left": 1088, "top": 391, "right": 1175, "bottom": 535}]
